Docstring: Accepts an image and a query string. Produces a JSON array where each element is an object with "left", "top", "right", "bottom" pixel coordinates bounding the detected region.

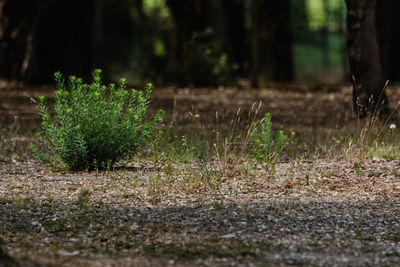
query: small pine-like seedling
[
  {"left": 251, "top": 113, "right": 288, "bottom": 171},
  {"left": 32, "top": 69, "right": 164, "bottom": 170}
]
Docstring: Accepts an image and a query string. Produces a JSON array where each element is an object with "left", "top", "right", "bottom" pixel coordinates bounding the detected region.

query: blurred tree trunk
[
  {"left": 336, "top": 1, "right": 348, "bottom": 81},
  {"left": 292, "top": 0, "right": 308, "bottom": 30},
  {"left": 130, "top": 0, "right": 154, "bottom": 77},
  {"left": 345, "top": 0, "right": 389, "bottom": 117},
  {"left": 269, "top": 0, "right": 294, "bottom": 81},
  {"left": 0, "top": 0, "right": 42, "bottom": 81},
  {"left": 258, "top": 0, "right": 294, "bottom": 82},
  {"left": 0, "top": 0, "right": 96, "bottom": 83},
  {"left": 166, "top": 0, "right": 208, "bottom": 64},
  {"left": 321, "top": 0, "right": 330, "bottom": 69},
  {"left": 223, "top": 0, "right": 246, "bottom": 76},
  {"left": 376, "top": 0, "right": 400, "bottom": 82},
  {"left": 250, "top": 0, "right": 260, "bottom": 88},
  {"left": 24, "top": 0, "right": 98, "bottom": 83},
  {"left": 0, "top": 0, "right": 115, "bottom": 84},
  {"left": 91, "top": 0, "right": 104, "bottom": 70}
]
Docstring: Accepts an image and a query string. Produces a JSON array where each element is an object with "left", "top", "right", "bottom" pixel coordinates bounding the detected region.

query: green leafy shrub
[
  {"left": 251, "top": 113, "right": 288, "bottom": 171},
  {"left": 32, "top": 69, "right": 164, "bottom": 170}
]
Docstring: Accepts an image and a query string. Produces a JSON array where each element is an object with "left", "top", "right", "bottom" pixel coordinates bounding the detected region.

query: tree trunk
[
  {"left": 250, "top": 0, "right": 260, "bottom": 88},
  {"left": 223, "top": 0, "right": 246, "bottom": 76},
  {"left": 321, "top": 0, "right": 330, "bottom": 69},
  {"left": 345, "top": 0, "right": 389, "bottom": 117},
  {"left": 23, "top": 0, "right": 98, "bottom": 83},
  {"left": 130, "top": 0, "right": 154, "bottom": 77},
  {"left": 0, "top": 0, "right": 42, "bottom": 81},
  {"left": 166, "top": 0, "right": 208, "bottom": 64},
  {"left": 376, "top": 0, "right": 400, "bottom": 82},
  {"left": 0, "top": 0, "right": 134, "bottom": 84},
  {"left": 91, "top": 0, "right": 104, "bottom": 71},
  {"left": 258, "top": 0, "right": 294, "bottom": 82},
  {"left": 269, "top": 0, "right": 294, "bottom": 81}
]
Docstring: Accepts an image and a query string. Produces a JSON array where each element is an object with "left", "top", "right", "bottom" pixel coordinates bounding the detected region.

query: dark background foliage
[{"left": 0, "top": 0, "right": 398, "bottom": 89}]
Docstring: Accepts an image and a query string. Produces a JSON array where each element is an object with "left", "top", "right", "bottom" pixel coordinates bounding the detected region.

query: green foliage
[
  {"left": 251, "top": 113, "right": 288, "bottom": 171},
  {"left": 32, "top": 69, "right": 163, "bottom": 170}
]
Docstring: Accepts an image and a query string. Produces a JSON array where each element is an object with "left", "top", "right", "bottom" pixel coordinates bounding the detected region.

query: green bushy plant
[
  {"left": 32, "top": 69, "right": 163, "bottom": 170},
  {"left": 251, "top": 113, "right": 288, "bottom": 171}
]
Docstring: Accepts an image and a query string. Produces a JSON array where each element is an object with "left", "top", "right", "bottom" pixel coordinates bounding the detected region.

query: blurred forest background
[{"left": 0, "top": 0, "right": 400, "bottom": 87}]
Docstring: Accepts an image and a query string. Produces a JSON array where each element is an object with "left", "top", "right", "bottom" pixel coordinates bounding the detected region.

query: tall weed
[{"left": 251, "top": 113, "right": 288, "bottom": 171}]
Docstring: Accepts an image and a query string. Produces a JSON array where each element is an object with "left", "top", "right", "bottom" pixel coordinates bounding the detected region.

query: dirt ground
[
  {"left": 0, "top": 82, "right": 356, "bottom": 127},
  {"left": 2, "top": 82, "right": 400, "bottom": 266}
]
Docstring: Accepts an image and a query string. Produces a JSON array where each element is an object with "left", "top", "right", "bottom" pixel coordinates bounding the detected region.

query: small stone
[{"left": 58, "top": 250, "right": 80, "bottom": 256}]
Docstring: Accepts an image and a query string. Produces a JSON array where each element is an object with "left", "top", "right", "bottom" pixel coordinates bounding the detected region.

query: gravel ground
[{"left": 1, "top": 159, "right": 400, "bottom": 266}]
